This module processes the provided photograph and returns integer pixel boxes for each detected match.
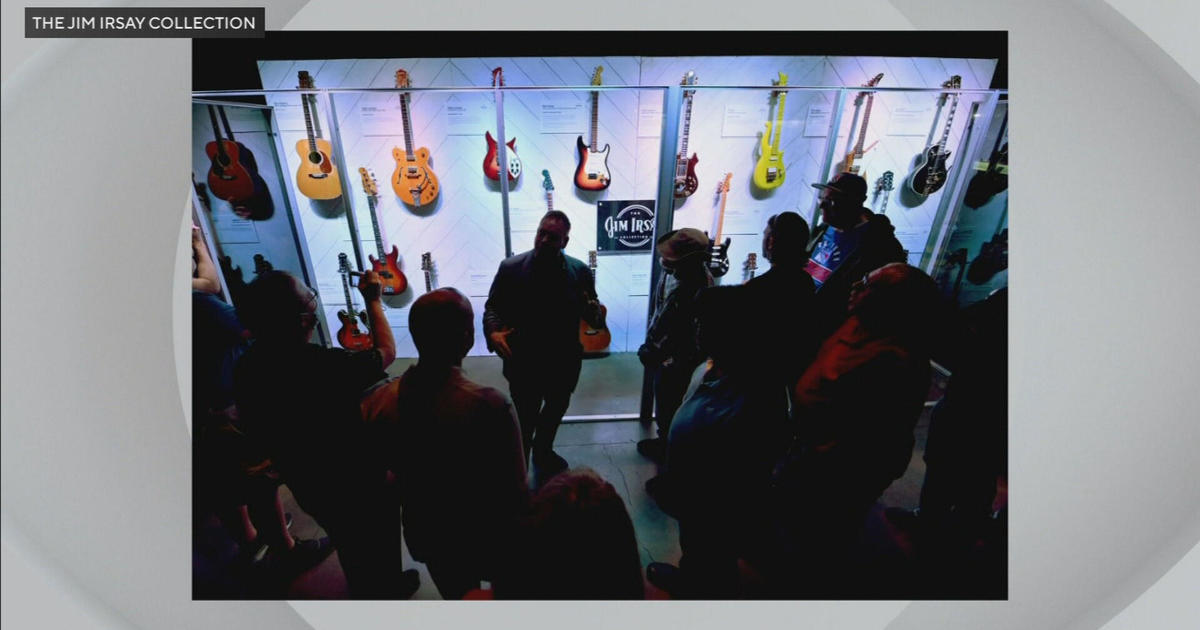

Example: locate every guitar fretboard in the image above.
[677,92,694,176]
[399,92,416,160]
[366,195,386,260]
[854,91,876,156]
[300,91,318,156]
[771,89,788,150]
[590,90,600,152]
[207,105,229,163]
[341,270,357,315]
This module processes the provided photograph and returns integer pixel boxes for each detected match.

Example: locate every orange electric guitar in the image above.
[294,71,342,200]
[579,250,611,354]
[336,253,373,351]
[357,167,408,295]
[391,70,440,207]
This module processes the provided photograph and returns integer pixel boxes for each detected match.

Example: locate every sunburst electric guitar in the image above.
[839,73,885,178]
[358,167,407,295]
[574,66,611,191]
[706,173,734,279]
[391,69,440,207]
[294,71,342,200]
[483,67,522,182]
[752,72,789,190]
[673,71,700,201]
[336,253,373,351]
[907,75,962,197]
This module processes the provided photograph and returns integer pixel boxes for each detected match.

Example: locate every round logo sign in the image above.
[603,203,655,248]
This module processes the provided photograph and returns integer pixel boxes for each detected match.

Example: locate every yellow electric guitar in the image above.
[752,72,789,190]
[294,71,342,200]
[391,69,440,207]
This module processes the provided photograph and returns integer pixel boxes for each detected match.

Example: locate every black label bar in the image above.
[26,7,265,38]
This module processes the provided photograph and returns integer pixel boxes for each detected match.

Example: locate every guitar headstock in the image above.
[771,71,789,98]
[944,75,962,89]
[588,250,598,269]
[681,70,698,97]
[541,169,554,192]
[491,67,504,87]
[719,172,733,194]
[358,167,379,197]
[338,252,351,274]
[421,252,433,272]
[855,72,885,105]
[590,66,604,87]
[253,253,273,275]
[394,69,411,89]
[877,170,895,193]
[297,71,314,89]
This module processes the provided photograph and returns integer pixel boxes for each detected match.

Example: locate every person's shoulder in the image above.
[457,377,514,413]
[360,377,402,422]
[499,250,533,270]
[564,253,589,273]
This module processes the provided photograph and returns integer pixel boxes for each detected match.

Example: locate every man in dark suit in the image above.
[484,211,606,479]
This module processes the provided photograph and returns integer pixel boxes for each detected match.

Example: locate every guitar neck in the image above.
[590,90,599,151]
[424,270,432,293]
[936,92,960,153]
[341,273,357,318]
[678,93,694,167]
[771,91,787,149]
[854,92,876,154]
[399,92,416,159]
[300,91,318,154]
[366,196,386,259]
[545,190,554,213]
[713,191,729,241]
[207,106,229,161]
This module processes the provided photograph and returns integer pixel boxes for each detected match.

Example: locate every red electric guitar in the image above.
[357,167,407,295]
[336,253,373,351]
[483,67,522,182]
[673,71,700,201]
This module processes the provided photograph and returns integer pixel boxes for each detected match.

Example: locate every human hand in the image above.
[357,270,383,302]
[490,329,515,360]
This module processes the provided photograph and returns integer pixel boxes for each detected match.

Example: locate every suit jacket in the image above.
[483,250,603,389]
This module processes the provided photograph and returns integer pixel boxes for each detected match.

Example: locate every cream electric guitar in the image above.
[752,72,789,190]
[574,66,611,191]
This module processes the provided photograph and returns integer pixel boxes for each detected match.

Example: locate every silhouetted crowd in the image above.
[193,172,1007,599]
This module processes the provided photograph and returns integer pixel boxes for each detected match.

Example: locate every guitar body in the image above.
[579,302,611,353]
[673,153,699,199]
[707,236,732,279]
[293,138,342,200]
[964,144,1007,208]
[753,125,786,190]
[391,147,440,206]
[231,141,275,220]
[908,146,951,197]
[574,136,611,191]
[483,131,522,182]
[336,311,374,351]
[205,140,256,201]
[369,245,408,295]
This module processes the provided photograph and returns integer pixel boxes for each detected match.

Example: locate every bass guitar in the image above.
[752,72,788,190]
[574,66,612,191]
[391,69,440,207]
[907,75,962,197]
[294,71,342,200]
[483,67,522,182]
[216,106,274,220]
[336,253,373,351]
[358,167,407,295]
[579,250,612,354]
[873,171,895,215]
[205,104,255,203]
[706,173,734,278]
[839,73,885,178]
[673,71,700,201]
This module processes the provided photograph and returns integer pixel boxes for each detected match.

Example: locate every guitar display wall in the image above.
[195,54,999,359]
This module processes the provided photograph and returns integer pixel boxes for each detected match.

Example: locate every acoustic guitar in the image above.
[907,75,962,198]
[391,69,440,207]
[839,73,885,178]
[706,173,734,278]
[294,71,342,200]
[205,104,255,202]
[483,67,522,182]
[752,72,789,190]
[673,71,700,201]
[579,250,612,354]
[216,105,274,220]
[357,167,407,295]
[336,253,373,351]
[574,66,612,191]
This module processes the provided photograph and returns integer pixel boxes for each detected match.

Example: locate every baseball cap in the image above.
[812,172,868,200]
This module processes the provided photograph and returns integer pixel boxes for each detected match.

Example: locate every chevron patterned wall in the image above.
[192,54,997,359]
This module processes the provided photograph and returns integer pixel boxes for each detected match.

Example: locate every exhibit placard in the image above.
[597,200,656,253]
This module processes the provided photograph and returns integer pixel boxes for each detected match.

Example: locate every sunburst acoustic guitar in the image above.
[358,167,407,295]
[574,66,612,191]
[294,71,342,200]
[391,69,440,207]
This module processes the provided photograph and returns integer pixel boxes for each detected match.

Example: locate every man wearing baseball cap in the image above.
[806,172,907,340]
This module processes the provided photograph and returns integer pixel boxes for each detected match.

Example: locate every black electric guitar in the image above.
[907,75,962,197]
[705,173,734,278]
[964,112,1009,208]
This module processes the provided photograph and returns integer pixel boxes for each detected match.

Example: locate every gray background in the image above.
[3,0,1199,628]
